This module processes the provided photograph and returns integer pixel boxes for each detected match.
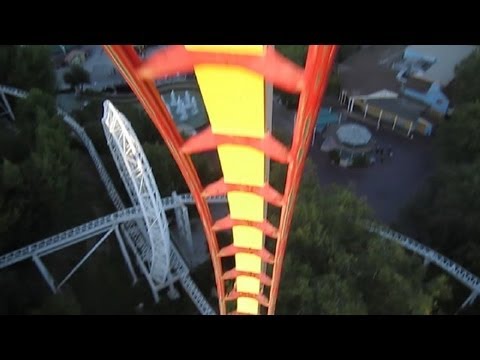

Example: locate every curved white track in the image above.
[101,100,170,284]
[1,84,479,311]
[0,85,214,315]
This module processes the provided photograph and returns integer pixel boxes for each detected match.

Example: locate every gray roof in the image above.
[405,76,433,93]
[406,45,477,86]
[367,97,428,120]
[338,45,406,95]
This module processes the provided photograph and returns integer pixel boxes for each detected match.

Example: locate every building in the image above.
[402,45,477,87]
[337,45,477,133]
[394,45,477,116]
[320,123,376,167]
[402,76,450,116]
[340,89,433,136]
[338,45,404,97]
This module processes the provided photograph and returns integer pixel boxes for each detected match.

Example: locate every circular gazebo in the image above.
[320,123,375,167]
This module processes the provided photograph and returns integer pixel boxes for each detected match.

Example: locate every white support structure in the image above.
[32,255,57,294]
[366,221,480,308]
[407,121,413,137]
[0,85,214,315]
[3,85,480,314]
[114,226,138,284]
[460,291,479,310]
[377,110,383,130]
[3,191,480,313]
[0,90,15,121]
[57,228,115,290]
[102,100,171,285]
[172,191,194,266]
[392,115,398,131]
[0,207,142,269]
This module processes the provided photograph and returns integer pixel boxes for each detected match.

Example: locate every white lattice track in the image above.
[0,85,214,315]
[1,85,479,312]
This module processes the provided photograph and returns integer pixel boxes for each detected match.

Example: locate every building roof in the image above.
[367,97,428,121]
[405,76,433,93]
[405,45,477,86]
[338,45,406,95]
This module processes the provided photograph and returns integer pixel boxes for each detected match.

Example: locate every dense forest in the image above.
[0,45,476,314]
[399,48,480,314]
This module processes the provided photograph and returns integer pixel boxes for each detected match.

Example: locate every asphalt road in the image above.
[272,102,435,225]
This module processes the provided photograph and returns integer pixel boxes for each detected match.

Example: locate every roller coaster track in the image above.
[0,84,214,315]
[365,222,479,308]
[2,191,478,310]
[0,207,142,269]
[104,44,338,315]
[3,79,478,312]
[180,193,480,303]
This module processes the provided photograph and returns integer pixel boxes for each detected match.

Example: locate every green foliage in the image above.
[399,48,480,314]
[407,160,480,274]
[70,98,104,126]
[0,45,56,94]
[143,141,185,195]
[326,72,341,96]
[337,45,362,63]
[30,111,73,206]
[274,45,342,108]
[115,103,160,144]
[0,160,26,237]
[0,46,17,84]
[276,161,450,314]
[0,128,30,163]
[15,88,58,145]
[0,89,73,248]
[63,64,90,92]
[276,45,308,67]
[435,102,480,164]
[453,49,480,105]
[31,290,82,315]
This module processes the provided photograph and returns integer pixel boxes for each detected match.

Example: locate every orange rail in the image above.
[103,45,337,314]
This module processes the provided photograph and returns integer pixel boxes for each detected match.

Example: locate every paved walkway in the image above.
[272,101,435,224]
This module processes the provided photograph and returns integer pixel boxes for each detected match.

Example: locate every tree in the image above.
[0,159,26,240]
[143,142,186,196]
[435,102,480,164]
[63,64,90,93]
[15,88,59,145]
[0,89,74,246]
[274,161,451,315]
[30,290,82,315]
[0,46,56,94]
[406,159,480,274]
[452,49,480,105]
[336,45,362,63]
[274,45,341,108]
[0,46,18,85]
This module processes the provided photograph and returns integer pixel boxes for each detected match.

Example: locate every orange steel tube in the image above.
[268,45,338,314]
[102,45,226,314]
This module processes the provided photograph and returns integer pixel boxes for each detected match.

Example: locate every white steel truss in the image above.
[184,193,480,309]
[101,100,171,285]
[0,85,214,315]
[2,85,479,313]
[365,221,480,309]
